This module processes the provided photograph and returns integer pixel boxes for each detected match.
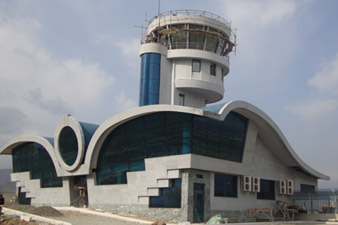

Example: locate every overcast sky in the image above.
[0,0,338,189]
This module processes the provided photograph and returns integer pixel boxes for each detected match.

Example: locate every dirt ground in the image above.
[1,196,61,225]
[4,203,63,217]
[0,216,40,225]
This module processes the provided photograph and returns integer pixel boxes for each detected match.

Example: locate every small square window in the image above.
[192,60,201,72]
[210,63,216,76]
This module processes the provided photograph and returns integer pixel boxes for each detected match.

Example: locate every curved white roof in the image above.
[0,135,61,175]
[218,101,329,180]
[0,100,329,180]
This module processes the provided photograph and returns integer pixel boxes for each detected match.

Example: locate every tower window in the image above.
[179,94,185,106]
[192,60,201,72]
[210,63,216,76]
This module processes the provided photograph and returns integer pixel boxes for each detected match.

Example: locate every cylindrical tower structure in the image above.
[139,10,235,108]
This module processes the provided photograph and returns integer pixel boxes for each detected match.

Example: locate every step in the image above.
[138,196,149,205]
[147,187,160,196]
[167,169,181,179]
[157,178,170,188]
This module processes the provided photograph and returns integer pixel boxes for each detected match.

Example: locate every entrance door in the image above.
[70,175,88,207]
[193,183,204,222]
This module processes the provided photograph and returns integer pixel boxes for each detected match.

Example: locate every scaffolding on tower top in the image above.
[140,9,237,57]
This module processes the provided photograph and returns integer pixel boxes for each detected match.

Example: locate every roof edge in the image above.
[218,100,329,181]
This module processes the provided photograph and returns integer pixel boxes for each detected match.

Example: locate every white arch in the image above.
[54,115,85,172]
[0,135,61,176]
[218,100,329,180]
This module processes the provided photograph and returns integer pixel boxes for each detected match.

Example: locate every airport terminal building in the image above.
[0,10,329,222]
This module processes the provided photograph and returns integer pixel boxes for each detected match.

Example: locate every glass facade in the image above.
[12,142,63,188]
[139,53,161,106]
[96,111,248,185]
[149,179,182,208]
[59,126,78,166]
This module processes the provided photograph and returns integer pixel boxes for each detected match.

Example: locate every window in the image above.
[18,187,31,205]
[170,24,187,49]
[188,24,206,50]
[205,28,219,52]
[301,184,315,193]
[150,179,181,208]
[179,94,185,106]
[214,174,237,197]
[192,60,201,72]
[139,53,161,106]
[257,179,275,200]
[59,126,78,166]
[210,63,216,76]
[96,111,248,185]
[12,143,63,188]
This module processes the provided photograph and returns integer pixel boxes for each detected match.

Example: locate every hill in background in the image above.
[0,169,16,194]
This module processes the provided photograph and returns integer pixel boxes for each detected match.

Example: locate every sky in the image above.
[0,0,338,189]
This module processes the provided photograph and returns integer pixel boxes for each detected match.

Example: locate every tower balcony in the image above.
[175,79,224,104]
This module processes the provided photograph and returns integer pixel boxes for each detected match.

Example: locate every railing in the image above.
[293,191,338,214]
[148,9,231,26]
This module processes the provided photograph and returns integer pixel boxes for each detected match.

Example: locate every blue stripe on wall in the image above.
[139,53,161,106]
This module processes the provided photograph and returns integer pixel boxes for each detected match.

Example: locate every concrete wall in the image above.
[171,58,225,107]
[86,154,191,221]
[11,172,71,206]
[159,53,172,105]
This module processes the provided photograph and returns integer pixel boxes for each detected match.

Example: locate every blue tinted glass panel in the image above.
[59,126,78,166]
[96,111,247,185]
[12,143,62,188]
[149,179,181,208]
[139,53,161,106]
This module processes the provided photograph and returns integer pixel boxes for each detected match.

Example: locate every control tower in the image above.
[139,10,235,108]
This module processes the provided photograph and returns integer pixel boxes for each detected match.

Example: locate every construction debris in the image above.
[206,214,227,224]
